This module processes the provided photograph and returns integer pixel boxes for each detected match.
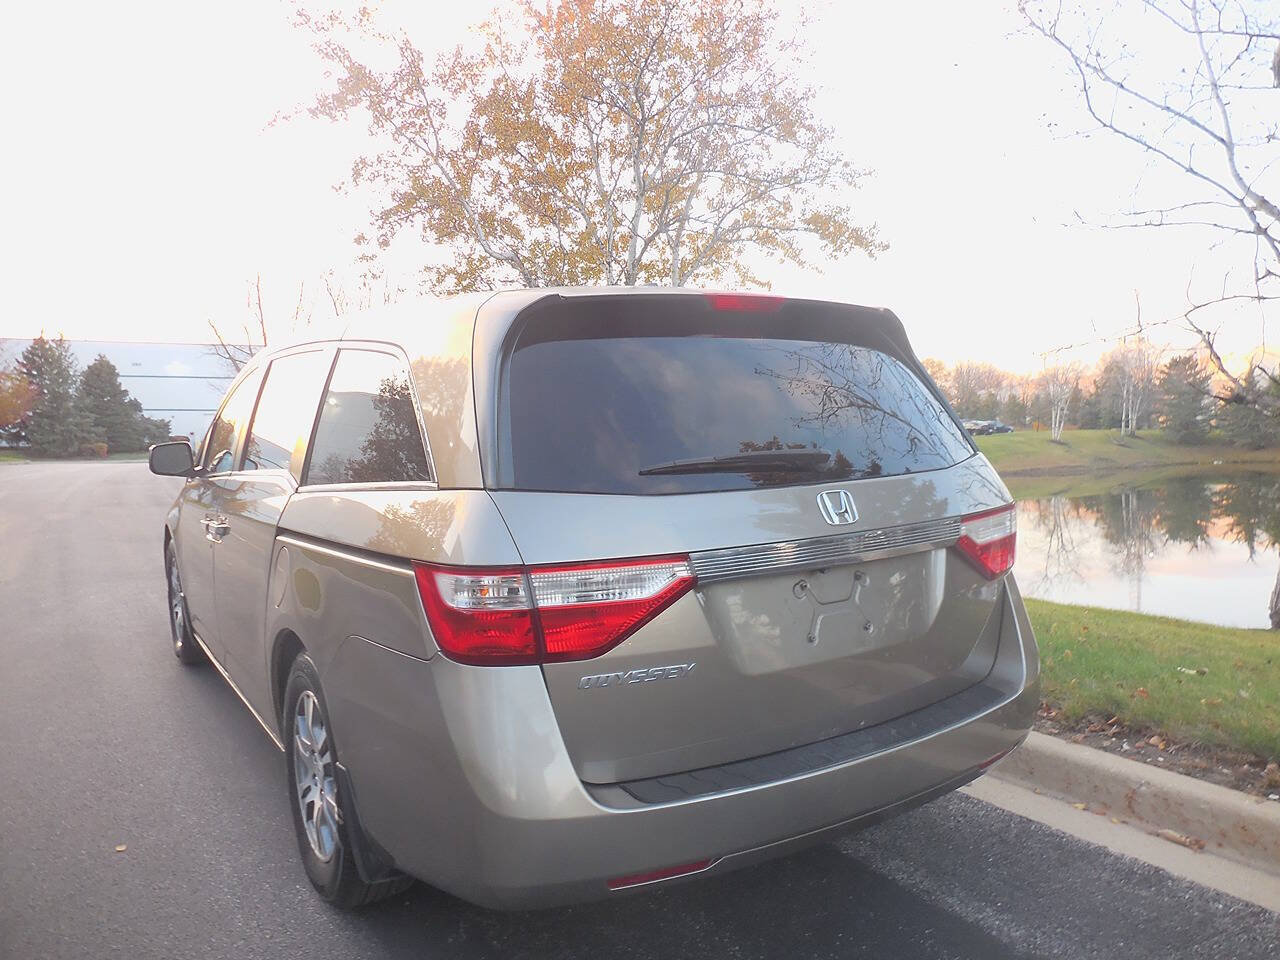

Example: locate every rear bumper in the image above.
[325,578,1039,910]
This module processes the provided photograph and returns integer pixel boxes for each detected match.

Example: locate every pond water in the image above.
[1013,471,1280,629]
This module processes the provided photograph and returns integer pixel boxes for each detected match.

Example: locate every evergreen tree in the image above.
[18,336,91,456]
[1218,386,1280,449]
[77,355,146,452]
[1157,354,1211,443]
[1075,381,1105,430]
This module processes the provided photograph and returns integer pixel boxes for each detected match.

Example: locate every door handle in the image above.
[202,516,230,543]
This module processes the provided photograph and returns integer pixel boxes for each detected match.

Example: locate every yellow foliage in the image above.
[301,0,884,292]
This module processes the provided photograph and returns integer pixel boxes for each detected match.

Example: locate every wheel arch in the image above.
[271,629,306,732]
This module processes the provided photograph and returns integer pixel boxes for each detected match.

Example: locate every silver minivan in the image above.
[149,288,1038,909]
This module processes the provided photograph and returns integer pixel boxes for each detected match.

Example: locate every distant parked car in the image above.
[963,420,1014,436]
[148,288,1038,910]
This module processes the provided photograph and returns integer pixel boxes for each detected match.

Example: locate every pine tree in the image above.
[78,355,140,452]
[1157,354,1212,444]
[18,336,91,456]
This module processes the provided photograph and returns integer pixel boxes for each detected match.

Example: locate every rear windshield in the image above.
[500,299,973,495]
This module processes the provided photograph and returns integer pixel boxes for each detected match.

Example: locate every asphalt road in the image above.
[1,461,1276,960]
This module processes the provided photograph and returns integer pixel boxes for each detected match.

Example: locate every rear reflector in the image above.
[954,504,1017,579]
[607,858,716,890]
[978,737,1026,771]
[705,292,785,313]
[414,555,695,665]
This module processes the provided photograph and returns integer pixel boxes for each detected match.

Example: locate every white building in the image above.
[1,339,244,443]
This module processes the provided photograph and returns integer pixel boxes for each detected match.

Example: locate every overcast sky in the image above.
[2,1,1273,373]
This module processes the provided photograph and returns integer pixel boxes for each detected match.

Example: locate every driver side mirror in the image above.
[149,440,196,478]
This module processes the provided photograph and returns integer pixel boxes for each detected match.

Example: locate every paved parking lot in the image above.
[1,461,1276,959]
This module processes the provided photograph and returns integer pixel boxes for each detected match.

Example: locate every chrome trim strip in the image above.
[191,631,286,752]
[688,515,963,584]
[275,533,415,577]
[352,634,433,663]
[295,481,440,493]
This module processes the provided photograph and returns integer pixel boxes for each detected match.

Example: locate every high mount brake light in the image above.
[954,504,1017,579]
[704,293,785,313]
[414,556,695,665]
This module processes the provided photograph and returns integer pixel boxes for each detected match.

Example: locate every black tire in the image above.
[165,541,206,666]
[283,653,413,909]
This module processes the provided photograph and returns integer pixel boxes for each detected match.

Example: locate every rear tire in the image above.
[165,541,205,666]
[283,653,413,908]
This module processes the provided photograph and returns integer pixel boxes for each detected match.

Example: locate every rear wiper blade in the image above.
[638,448,832,476]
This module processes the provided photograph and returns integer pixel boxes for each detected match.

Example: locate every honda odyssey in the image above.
[148,288,1038,909]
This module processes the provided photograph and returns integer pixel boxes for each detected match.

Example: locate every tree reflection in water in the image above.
[1020,472,1280,626]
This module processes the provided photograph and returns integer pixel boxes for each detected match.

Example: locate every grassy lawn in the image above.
[976,428,1280,477]
[1026,598,1279,761]
[0,451,147,463]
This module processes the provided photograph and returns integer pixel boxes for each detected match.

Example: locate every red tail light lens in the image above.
[414,555,695,665]
[413,566,538,665]
[954,504,1017,579]
[705,292,785,313]
[530,557,695,661]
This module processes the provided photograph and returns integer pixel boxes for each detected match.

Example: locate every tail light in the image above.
[414,555,694,665]
[954,504,1017,579]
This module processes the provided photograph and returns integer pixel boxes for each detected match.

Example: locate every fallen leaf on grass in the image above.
[1147,735,1167,750]
[1200,698,1223,707]
[1264,762,1280,790]
[1153,829,1205,851]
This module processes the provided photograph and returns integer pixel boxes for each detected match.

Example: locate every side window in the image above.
[203,367,264,474]
[241,350,331,480]
[306,349,432,485]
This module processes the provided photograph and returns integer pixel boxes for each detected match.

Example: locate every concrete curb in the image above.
[990,731,1280,876]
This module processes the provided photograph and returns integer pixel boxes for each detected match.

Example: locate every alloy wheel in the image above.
[293,690,340,863]
[167,551,189,657]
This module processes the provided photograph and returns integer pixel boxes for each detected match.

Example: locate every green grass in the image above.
[976,428,1280,477]
[1026,598,1279,761]
[0,450,147,463]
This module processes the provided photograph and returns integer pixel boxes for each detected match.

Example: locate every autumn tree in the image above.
[1021,0,1280,410]
[921,358,951,399]
[0,362,37,442]
[298,0,885,291]
[948,362,1007,419]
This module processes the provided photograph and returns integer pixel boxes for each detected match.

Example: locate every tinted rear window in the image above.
[501,301,972,495]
